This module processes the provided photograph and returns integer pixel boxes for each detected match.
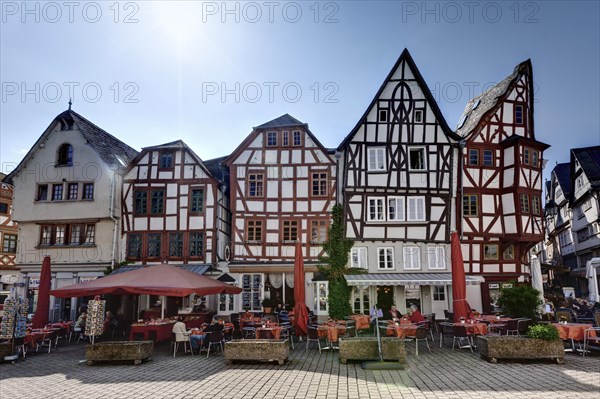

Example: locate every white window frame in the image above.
[433,285,446,301]
[426,246,446,270]
[403,246,421,270]
[351,247,368,269]
[367,197,385,222]
[408,147,427,171]
[387,196,405,222]
[407,197,425,221]
[367,147,386,172]
[378,247,394,270]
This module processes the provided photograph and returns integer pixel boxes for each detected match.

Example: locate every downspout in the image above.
[109,170,118,271]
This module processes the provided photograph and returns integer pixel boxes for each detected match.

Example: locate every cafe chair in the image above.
[206,331,224,358]
[487,323,505,336]
[242,325,256,339]
[504,319,520,336]
[582,327,600,357]
[344,326,356,338]
[438,322,454,348]
[452,325,473,352]
[39,331,55,354]
[555,308,575,323]
[593,312,600,327]
[444,310,454,322]
[516,318,531,335]
[306,325,323,354]
[280,324,295,350]
[171,332,191,358]
[413,326,431,355]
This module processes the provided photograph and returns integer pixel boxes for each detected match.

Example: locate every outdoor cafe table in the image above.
[552,323,595,342]
[129,321,175,342]
[317,323,346,344]
[349,314,371,330]
[386,322,418,338]
[24,331,46,349]
[256,325,282,339]
[476,315,513,323]
[454,321,488,336]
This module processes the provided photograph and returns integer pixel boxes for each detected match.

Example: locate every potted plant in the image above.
[262,298,274,314]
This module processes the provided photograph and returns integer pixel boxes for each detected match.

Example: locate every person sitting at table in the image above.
[408,304,425,324]
[75,310,87,330]
[173,316,204,353]
[389,305,402,320]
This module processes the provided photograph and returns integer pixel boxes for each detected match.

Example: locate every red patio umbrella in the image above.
[293,241,309,337]
[451,232,471,322]
[31,256,51,328]
[50,264,242,298]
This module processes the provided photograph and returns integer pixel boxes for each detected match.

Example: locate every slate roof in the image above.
[456,60,530,138]
[216,273,236,283]
[6,109,138,183]
[254,114,306,129]
[110,264,210,275]
[553,162,571,196]
[572,146,600,189]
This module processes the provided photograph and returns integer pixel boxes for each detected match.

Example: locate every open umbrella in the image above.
[31,256,51,328]
[451,232,470,322]
[293,241,309,337]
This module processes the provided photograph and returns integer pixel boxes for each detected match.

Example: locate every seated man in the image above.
[173,316,204,353]
[408,304,425,324]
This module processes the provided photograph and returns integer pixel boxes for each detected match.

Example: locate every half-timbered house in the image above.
[338,49,469,319]
[121,140,231,313]
[223,114,336,314]
[0,175,19,291]
[456,60,549,313]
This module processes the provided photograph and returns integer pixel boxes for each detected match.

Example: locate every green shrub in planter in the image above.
[527,324,560,341]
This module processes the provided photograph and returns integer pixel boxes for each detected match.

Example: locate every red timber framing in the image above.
[0,182,17,269]
[223,114,336,264]
[121,140,230,266]
[456,60,549,312]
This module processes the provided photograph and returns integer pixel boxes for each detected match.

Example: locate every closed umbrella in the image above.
[586,260,599,303]
[293,241,308,337]
[530,254,544,304]
[31,256,51,328]
[451,232,470,322]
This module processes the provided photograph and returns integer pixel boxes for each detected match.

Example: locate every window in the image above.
[483,245,498,260]
[576,176,584,190]
[266,132,277,147]
[558,231,572,247]
[532,196,541,215]
[310,220,327,243]
[55,225,66,245]
[147,233,161,257]
[503,245,514,260]
[427,246,446,270]
[134,190,147,214]
[523,148,530,165]
[403,246,421,270]
[368,147,385,171]
[407,197,425,221]
[368,197,385,221]
[52,184,63,201]
[433,286,445,301]
[151,190,164,214]
[127,234,142,259]
[2,234,17,253]
[311,172,328,197]
[37,185,48,201]
[190,188,204,213]
[41,226,52,245]
[248,173,264,197]
[379,109,388,122]
[577,228,589,243]
[463,195,478,217]
[241,274,263,311]
[83,183,94,200]
[160,151,174,168]
[414,109,423,123]
[133,189,164,215]
[293,131,302,146]
[246,220,263,242]
[582,198,592,211]
[483,150,493,166]
[282,131,289,146]
[282,220,298,242]
[169,233,183,257]
[57,143,73,166]
[0,203,7,214]
[520,194,530,213]
[69,225,82,245]
[84,225,95,244]
[387,197,405,221]
[189,232,204,257]
[67,183,78,200]
[532,150,539,168]
[468,149,479,165]
[515,104,524,124]
[351,247,368,269]
[409,147,426,170]
[378,247,394,269]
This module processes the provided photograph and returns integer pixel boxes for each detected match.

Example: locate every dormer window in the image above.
[160,151,174,169]
[57,143,73,166]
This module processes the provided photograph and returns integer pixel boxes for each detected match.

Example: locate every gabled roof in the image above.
[224,114,333,166]
[553,162,571,197]
[6,109,138,183]
[572,146,600,189]
[456,60,532,139]
[338,48,460,150]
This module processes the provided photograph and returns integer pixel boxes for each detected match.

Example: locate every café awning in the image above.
[344,273,483,287]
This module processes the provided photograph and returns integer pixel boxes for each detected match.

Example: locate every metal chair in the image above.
[438,322,454,347]
[306,325,323,354]
[555,308,575,323]
[594,312,600,327]
[582,327,600,357]
[242,323,256,339]
[412,326,431,355]
[452,325,473,352]
[504,319,520,335]
[280,324,294,350]
[444,310,454,321]
[206,331,224,358]
[516,318,531,335]
[171,332,191,358]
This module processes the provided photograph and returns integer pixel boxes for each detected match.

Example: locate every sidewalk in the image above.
[1,339,599,399]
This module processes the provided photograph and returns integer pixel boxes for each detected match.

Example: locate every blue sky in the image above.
[1,1,599,177]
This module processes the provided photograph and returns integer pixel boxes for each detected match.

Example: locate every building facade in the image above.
[7,109,137,321]
[223,114,336,315]
[456,60,549,313]
[337,49,468,319]
[0,175,19,292]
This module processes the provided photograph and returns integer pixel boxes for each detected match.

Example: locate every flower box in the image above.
[86,340,154,366]
[338,337,406,364]
[476,335,564,364]
[224,339,289,365]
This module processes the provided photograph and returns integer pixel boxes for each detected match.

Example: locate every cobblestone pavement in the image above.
[1,338,599,399]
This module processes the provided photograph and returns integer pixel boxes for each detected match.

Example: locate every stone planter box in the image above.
[86,341,154,366]
[476,336,564,364]
[0,341,14,357]
[224,339,289,365]
[338,337,406,364]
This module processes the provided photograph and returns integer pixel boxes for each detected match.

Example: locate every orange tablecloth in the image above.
[350,315,371,330]
[256,326,282,339]
[453,322,488,335]
[129,322,175,342]
[386,323,418,338]
[476,315,513,323]
[24,332,45,348]
[317,325,346,342]
[552,323,594,341]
